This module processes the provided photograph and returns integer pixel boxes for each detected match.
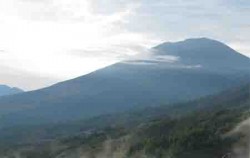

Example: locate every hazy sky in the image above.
[0,0,249,90]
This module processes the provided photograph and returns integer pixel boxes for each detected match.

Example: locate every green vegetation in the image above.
[0,84,249,158]
[128,107,249,158]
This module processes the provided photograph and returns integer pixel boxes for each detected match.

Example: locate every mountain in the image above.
[0,38,249,127]
[0,85,23,96]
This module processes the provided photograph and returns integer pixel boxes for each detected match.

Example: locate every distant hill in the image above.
[0,38,249,127]
[0,85,23,97]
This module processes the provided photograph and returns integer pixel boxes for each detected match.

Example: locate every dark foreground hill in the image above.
[0,83,249,158]
[0,38,249,127]
[0,85,23,96]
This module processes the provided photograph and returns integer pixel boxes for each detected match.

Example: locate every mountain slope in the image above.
[0,38,249,127]
[0,85,23,97]
[1,83,249,158]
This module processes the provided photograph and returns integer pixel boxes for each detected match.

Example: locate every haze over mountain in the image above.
[0,38,249,127]
[0,85,23,97]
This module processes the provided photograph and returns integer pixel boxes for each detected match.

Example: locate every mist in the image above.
[228,117,250,158]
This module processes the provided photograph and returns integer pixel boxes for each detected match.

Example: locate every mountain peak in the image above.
[154,38,227,50]
[184,37,218,42]
[153,38,250,69]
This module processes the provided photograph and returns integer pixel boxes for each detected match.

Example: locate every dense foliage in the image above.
[0,84,249,158]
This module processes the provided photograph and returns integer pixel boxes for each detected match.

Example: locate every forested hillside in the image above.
[0,84,249,158]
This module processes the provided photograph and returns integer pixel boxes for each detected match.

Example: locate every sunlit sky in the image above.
[0,0,250,90]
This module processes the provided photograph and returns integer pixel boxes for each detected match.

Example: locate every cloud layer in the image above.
[0,0,157,90]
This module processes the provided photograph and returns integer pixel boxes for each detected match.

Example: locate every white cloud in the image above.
[0,0,157,90]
